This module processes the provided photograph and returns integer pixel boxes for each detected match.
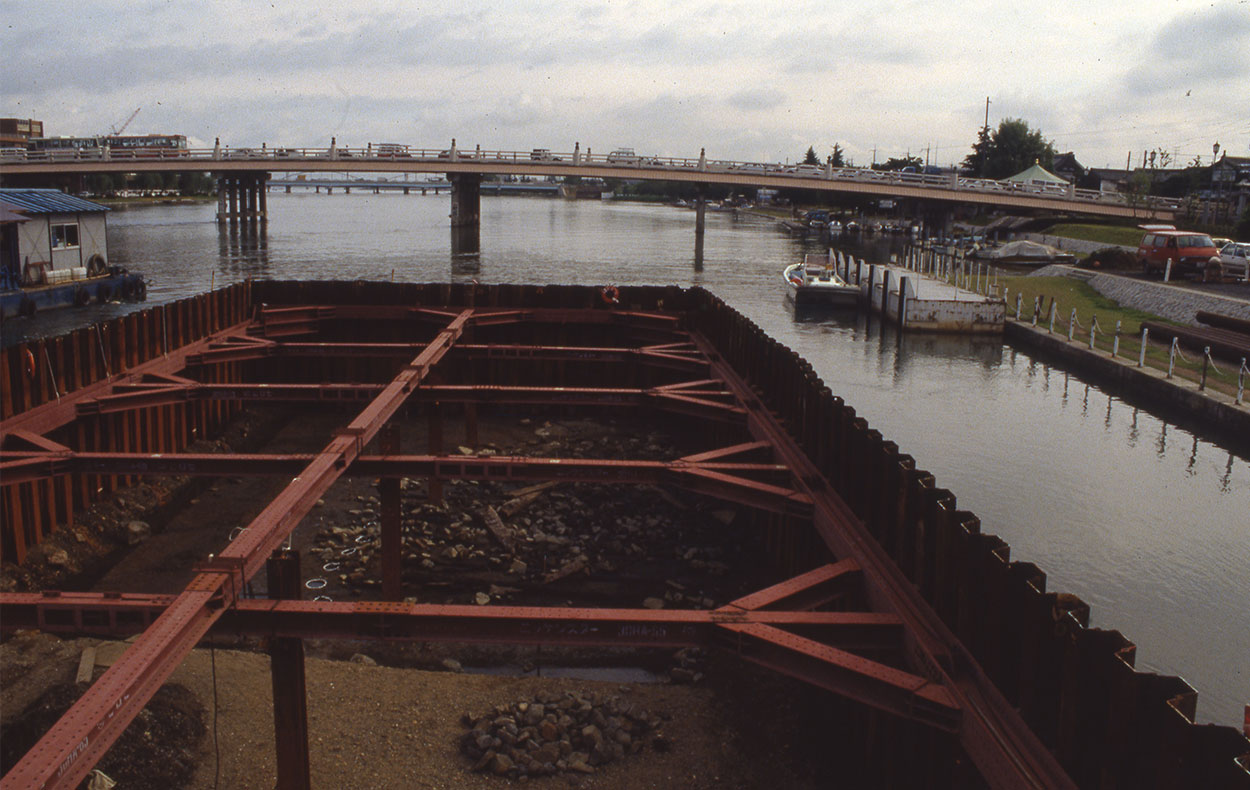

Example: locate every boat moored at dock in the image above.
[783,253,859,306]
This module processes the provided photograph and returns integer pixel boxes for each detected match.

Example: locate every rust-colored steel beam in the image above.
[718,621,961,731]
[72,382,746,423]
[266,551,311,790]
[0,591,906,653]
[0,318,255,439]
[0,310,473,790]
[0,450,806,515]
[189,341,711,374]
[688,330,1077,790]
[249,304,687,335]
[723,558,863,612]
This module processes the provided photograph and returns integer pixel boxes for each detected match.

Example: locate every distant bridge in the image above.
[0,144,1179,221]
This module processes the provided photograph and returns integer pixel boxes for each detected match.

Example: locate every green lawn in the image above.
[1043,223,1143,248]
[995,275,1243,396]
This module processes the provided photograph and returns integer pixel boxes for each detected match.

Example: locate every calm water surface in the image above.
[5,194,1247,726]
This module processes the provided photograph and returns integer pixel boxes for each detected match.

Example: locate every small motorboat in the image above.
[783,257,859,307]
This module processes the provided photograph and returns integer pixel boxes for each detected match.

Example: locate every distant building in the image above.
[1210,154,1250,220]
[1051,152,1085,184]
[0,118,44,147]
[1083,168,1133,194]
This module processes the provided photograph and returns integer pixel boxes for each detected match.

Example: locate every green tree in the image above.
[830,143,845,167]
[873,155,923,172]
[970,118,1057,179]
[803,146,819,165]
[961,126,992,177]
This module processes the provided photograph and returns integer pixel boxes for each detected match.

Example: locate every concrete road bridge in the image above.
[1,142,1179,254]
[0,142,1179,218]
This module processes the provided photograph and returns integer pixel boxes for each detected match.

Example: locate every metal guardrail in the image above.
[0,145,1184,211]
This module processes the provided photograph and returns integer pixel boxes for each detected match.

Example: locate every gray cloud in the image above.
[1123,3,1250,95]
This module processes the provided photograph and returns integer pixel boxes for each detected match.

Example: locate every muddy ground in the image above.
[2,406,854,788]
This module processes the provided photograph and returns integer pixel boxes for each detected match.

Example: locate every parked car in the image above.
[1135,227,1220,277]
[530,148,561,161]
[1209,241,1250,282]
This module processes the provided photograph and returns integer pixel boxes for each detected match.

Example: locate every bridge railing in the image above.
[0,145,1184,210]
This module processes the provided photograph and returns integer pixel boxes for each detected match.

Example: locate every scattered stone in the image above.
[441,658,463,672]
[460,692,665,779]
[349,653,377,666]
[641,597,665,610]
[125,521,151,546]
[474,592,491,605]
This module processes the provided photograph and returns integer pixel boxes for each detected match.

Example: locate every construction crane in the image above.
[110,107,140,136]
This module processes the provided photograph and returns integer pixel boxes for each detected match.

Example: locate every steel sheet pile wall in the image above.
[243,281,1249,786]
[688,292,1250,789]
[1,283,253,563]
[3,279,1246,788]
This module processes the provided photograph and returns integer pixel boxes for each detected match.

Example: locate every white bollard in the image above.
[1167,337,1178,378]
[1112,320,1122,358]
[1139,327,1149,367]
[1164,258,1173,282]
[1068,308,1076,341]
[1015,292,1023,319]
[1048,302,1057,334]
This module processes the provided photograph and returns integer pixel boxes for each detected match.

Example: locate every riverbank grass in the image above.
[1042,224,1143,248]
[997,275,1244,397]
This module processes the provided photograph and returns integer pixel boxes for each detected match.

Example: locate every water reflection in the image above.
[216,221,269,281]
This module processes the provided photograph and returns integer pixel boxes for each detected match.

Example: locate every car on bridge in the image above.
[530,148,561,162]
[606,148,641,165]
[375,143,411,158]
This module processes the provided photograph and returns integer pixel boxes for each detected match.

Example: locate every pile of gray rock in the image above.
[306,420,742,608]
[459,690,669,778]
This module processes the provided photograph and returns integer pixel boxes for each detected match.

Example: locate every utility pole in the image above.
[984,97,990,132]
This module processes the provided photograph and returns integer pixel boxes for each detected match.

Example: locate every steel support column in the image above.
[267,550,311,790]
[380,427,402,602]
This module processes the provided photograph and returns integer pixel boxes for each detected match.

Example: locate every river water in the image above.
[4,193,1247,727]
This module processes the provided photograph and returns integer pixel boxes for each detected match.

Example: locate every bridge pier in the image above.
[449,173,481,229]
[449,173,481,255]
[216,173,268,225]
[694,185,707,271]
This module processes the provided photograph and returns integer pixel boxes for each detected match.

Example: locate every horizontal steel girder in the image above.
[73,382,746,423]
[189,340,710,373]
[0,450,810,516]
[249,304,687,338]
[0,592,905,654]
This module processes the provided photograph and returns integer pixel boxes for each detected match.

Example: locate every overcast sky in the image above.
[3,0,1248,170]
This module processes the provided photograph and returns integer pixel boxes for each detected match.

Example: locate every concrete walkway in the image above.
[1029,264,1250,325]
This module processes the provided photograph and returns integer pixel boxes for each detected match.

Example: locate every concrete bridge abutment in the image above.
[216,172,268,225]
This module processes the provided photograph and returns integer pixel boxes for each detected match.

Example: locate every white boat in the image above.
[783,257,859,306]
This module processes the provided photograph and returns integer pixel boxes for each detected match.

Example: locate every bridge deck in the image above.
[0,146,1179,220]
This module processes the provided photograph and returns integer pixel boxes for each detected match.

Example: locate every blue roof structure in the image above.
[0,188,108,215]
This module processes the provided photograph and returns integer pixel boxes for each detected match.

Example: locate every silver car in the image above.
[1210,242,1250,282]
